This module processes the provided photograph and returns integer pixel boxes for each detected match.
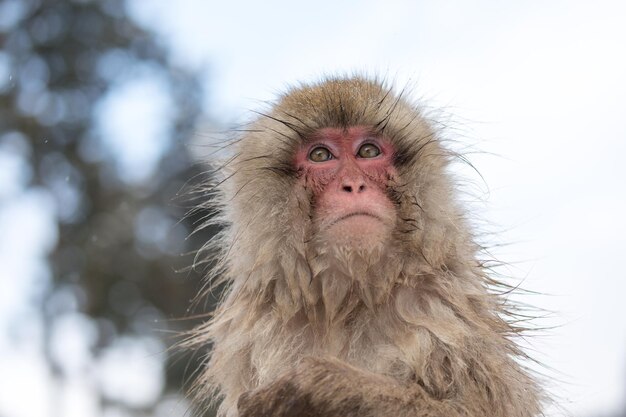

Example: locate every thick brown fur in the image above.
[185,77,545,417]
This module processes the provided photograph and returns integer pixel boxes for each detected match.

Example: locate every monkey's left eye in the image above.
[357,143,381,158]
[309,146,332,162]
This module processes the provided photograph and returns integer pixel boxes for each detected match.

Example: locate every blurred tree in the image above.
[0,0,216,414]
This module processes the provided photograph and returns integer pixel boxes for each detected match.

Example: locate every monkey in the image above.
[185,77,545,417]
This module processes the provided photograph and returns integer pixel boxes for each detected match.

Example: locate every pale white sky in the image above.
[128,1,626,415]
[1,1,625,416]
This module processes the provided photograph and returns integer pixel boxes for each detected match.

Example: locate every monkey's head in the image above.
[217,76,467,312]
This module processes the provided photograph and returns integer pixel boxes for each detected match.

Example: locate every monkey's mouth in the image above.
[329,212,383,227]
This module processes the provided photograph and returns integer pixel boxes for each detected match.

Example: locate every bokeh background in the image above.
[0,0,625,416]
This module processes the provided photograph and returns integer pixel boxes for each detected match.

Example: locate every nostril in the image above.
[341,184,366,193]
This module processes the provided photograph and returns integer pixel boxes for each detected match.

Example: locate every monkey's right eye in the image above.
[308,146,332,162]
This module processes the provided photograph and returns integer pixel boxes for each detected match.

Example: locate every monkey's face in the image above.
[295,126,398,252]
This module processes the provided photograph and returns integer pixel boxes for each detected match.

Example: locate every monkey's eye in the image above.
[357,143,381,158]
[308,146,332,162]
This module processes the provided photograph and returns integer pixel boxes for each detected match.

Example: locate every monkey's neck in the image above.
[246,269,484,378]
[216,243,495,386]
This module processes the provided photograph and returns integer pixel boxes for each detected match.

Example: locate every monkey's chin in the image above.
[325,215,392,251]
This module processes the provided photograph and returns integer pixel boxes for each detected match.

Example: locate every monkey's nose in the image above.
[341,181,366,193]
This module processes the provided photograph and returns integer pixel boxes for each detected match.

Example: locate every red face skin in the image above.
[295,127,398,247]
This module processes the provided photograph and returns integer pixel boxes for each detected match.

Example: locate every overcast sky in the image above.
[127,1,626,415]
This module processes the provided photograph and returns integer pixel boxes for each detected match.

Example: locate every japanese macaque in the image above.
[186,77,544,417]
